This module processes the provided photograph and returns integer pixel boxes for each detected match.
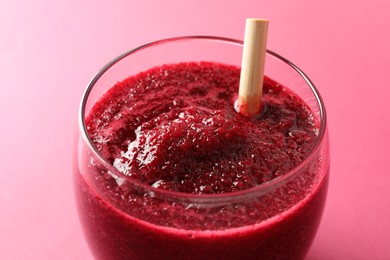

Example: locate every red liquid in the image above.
[75,62,329,259]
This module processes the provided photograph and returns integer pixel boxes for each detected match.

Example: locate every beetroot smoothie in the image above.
[75,36,329,260]
[75,60,328,260]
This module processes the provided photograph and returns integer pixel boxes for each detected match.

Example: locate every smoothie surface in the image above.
[86,61,319,194]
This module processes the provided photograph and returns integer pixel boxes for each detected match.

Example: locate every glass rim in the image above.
[79,35,327,203]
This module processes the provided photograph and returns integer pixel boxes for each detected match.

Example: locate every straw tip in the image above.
[246,18,269,23]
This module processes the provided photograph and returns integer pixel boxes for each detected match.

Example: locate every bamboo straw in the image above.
[236,18,269,116]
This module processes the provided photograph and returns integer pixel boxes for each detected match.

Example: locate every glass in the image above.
[74,36,329,260]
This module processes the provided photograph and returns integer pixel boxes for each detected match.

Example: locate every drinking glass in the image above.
[74,36,329,260]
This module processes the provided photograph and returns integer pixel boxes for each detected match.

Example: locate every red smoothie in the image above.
[75,61,329,259]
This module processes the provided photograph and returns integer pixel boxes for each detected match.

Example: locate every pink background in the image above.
[1,0,389,259]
